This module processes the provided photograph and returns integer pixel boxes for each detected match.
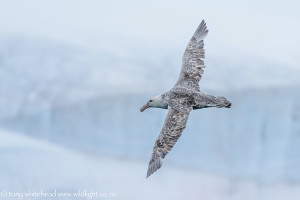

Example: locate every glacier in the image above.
[1,87,300,184]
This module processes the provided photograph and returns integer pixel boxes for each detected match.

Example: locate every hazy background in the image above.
[0,0,299,199]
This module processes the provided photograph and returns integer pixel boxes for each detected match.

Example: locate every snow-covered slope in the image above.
[0,35,181,119]
[0,35,299,120]
[1,129,300,200]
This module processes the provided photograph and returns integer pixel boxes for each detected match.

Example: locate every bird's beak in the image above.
[140,103,149,112]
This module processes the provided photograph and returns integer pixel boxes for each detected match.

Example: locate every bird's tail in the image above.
[216,97,231,108]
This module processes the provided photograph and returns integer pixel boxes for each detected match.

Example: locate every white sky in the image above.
[0,0,299,66]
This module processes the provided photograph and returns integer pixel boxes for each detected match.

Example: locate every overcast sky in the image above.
[0,0,299,65]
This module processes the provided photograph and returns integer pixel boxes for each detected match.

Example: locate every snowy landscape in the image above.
[1,128,300,200]
[0,0,300,199]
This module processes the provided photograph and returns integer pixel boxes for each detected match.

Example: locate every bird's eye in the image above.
[149,100,153,102]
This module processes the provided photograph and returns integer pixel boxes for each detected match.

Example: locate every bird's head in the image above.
[140,95,163,112]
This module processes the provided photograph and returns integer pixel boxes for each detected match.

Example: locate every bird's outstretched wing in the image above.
[146,99,192,178]
[175,20,208,90]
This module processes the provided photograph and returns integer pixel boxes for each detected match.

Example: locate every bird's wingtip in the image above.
[194,19,209,40]
[146,157,163,179]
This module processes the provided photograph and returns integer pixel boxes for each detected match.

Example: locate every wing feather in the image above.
[175,20,209,89]
[146,105,191,178]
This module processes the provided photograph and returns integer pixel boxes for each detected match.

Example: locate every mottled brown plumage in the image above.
[141,20,231,178]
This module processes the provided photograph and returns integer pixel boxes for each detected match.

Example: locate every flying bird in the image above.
[140,20,231,178]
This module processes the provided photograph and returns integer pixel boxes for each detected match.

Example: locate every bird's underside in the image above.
[142,20,231,178]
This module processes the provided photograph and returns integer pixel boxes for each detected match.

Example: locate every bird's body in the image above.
[140,20,231,178]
